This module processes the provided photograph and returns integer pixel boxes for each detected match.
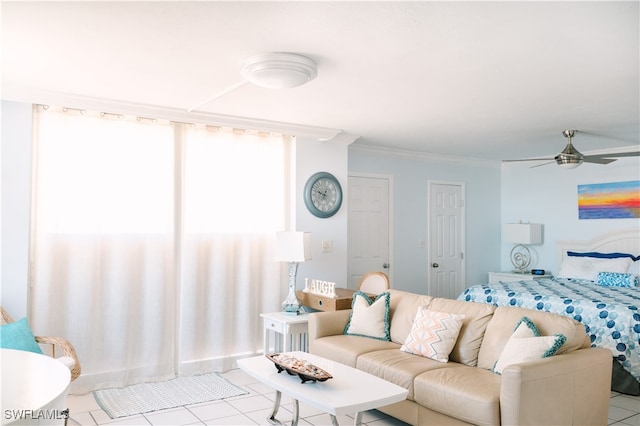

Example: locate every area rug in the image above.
[93,373,248,418]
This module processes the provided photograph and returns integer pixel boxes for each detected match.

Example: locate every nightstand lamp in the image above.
[503,223,542,273]
[275,231,311,315]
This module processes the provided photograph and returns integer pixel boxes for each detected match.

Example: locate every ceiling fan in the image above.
[503,130,640,169]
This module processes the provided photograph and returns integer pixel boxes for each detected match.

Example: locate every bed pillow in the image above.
[597,271,638,288]
[557,256,633,281]
[400,307,465,363]
[344,291,390,341]
[0,318,44,354]
[567,251,639,261]
[493,316,566,374]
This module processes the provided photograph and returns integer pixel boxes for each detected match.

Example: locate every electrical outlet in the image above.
[321,240,333,253]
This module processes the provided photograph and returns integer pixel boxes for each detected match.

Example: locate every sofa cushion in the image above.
[310,334,400,368]
[344,291,390,340]
[388,290,434,344]
[400,307,465,362]
[414,365,502,426]
[477,306,590,370]
[493,317,567,374]
[357,349,457,401]
[426,298,496,367]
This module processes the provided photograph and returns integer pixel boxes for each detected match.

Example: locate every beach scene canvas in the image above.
[578,180,640,219]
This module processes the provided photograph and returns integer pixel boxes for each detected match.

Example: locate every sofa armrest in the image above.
[500,347,612,426]
[308,310,352,343]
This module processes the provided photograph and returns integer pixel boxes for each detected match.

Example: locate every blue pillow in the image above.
[567,251,639,261]
[597,272,638,288]
[0,318,44,354]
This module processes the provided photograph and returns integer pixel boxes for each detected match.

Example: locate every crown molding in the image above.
[1,85,343,141]
[349,142,500,168]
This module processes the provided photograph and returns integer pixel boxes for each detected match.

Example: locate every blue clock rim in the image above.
[303,171,342,218]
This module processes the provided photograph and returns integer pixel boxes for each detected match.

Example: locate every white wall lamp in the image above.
[275,231,312,315]
[503,223,543,273]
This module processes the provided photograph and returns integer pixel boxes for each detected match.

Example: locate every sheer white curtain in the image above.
[30,106,287,393]
[178,125,286,374]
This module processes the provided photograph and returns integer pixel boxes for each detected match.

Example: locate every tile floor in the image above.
[67,369,640,426]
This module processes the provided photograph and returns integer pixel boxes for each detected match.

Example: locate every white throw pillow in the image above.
[343,291,390,341]
[493,317,566,374]
[557,256,632,281]
[400,307,465,363]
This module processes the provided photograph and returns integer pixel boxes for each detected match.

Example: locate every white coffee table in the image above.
[237,351,408,426]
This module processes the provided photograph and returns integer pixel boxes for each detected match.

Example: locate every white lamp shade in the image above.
[503,223,543,244]
[275,231,311,262]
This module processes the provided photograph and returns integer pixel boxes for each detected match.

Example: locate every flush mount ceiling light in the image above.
[241,52,318,89]
[187,52,318,112]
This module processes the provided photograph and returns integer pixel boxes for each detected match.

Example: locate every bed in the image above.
[458,229,640,395]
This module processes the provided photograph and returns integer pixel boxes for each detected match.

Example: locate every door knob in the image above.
[432,263,439,268]
[383,263,390,269]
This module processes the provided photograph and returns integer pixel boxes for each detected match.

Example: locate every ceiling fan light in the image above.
[555,155,583,169]
[241,52,318,89]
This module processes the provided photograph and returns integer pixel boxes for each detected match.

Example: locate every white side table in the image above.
[1,348,71,425]
[260,312,309,354]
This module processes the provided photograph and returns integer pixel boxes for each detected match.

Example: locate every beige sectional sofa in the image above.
[308,289,612,426]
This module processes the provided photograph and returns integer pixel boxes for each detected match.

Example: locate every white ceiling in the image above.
[2,1,639,162]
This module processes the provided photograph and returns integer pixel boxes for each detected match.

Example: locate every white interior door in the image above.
[428,181,465,299]
[348,174,391,288]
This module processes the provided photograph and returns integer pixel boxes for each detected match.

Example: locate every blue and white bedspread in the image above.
[458,277,640,382]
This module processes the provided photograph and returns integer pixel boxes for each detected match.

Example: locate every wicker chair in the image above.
[356,271,390,295]
[1,307,81,381]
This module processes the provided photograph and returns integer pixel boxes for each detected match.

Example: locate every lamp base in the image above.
[510,244,532,273]
[282,262,302,315]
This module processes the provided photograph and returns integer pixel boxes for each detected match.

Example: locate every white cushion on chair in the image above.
[56,356,76,370]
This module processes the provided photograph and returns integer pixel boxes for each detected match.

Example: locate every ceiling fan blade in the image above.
[530,161,556,168]
[581,150,640,164]
[582,157,617,165]
[588,151,640,159]
[502,158,555,163]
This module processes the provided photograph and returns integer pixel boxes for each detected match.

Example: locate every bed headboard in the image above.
[557,229,640,266]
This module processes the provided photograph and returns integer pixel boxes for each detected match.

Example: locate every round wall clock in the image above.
[304,172,343,218]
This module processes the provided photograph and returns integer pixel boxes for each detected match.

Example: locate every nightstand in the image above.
[488,271,553,283]
[260,312,309,354]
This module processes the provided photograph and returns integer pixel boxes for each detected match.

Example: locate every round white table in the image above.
[1,348,71,425]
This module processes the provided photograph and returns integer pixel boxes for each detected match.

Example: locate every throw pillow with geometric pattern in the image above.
[400,307,465,362]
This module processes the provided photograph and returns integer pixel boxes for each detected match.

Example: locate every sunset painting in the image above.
[578,180,640,219]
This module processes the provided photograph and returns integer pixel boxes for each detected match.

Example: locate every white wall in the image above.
[1,101,32,318]
[294,134,354,288]
[501,157,640,274]
[349,146,503,294]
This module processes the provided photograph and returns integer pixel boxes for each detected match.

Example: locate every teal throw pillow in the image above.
[0,317,44,354]
[597,271,638,288]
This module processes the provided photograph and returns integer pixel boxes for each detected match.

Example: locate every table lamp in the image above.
[275,231,311,314]
[503,223,542,273]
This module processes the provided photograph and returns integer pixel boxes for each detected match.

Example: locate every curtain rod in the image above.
[14,88,343,141]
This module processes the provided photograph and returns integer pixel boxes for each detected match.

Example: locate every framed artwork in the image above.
[578,180,640,219]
